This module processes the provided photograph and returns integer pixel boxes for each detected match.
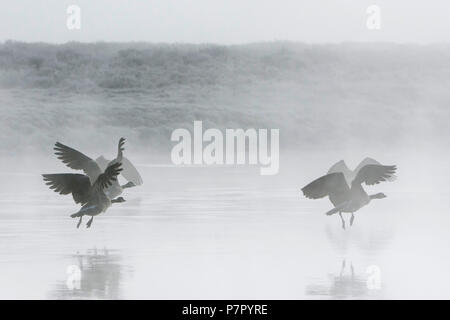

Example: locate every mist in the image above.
[1,41,449,157]
[1,40,450,299]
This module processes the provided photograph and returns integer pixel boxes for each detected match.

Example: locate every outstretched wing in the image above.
[116,137,125,162]
[352,164,397,186]
[54,142,102,184]
[107,138,125,166]
[96,155,143,186]
[328,160,350,175]
[100,137,126,169]
[95,156,110,172]
[355,158,396,182]
[119,156,143,185]
[302,172,350,200]
[355,157,380,173]
[93,162,123,191]
[327,160,353,185]
[42,173,92,205]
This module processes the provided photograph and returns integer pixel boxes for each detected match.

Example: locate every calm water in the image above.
[0,162,450,300]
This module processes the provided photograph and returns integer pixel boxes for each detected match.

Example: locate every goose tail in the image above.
[325,202,349,216]
[70,212,82,218]
[325,207,340,216]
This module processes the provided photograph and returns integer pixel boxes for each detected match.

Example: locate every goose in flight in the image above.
[328,157,396,186]
[53,138,141,200]
[43,139,126,228]
[301,164,397,229]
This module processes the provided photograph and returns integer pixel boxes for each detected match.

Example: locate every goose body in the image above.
[43,138,127,228]
[302,164,397,229]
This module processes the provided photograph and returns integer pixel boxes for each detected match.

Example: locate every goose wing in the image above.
[119,156,143,185]
[328,160,350,174]
[328,160,354,185]
[352,164,397,186]
[93,162,123,191]
[54,142,102,184]
[355,158,396,182]
[42,173,92,205]
[302,172,350,200]
[97,138,143,186]
[106,138,125,166]
[354,157,380,173]
[96,155,143,186]
[95,156,110,172]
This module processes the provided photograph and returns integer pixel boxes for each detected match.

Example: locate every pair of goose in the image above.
[42,138,143,228]
[301,158,397,229]
[43,144,394,230]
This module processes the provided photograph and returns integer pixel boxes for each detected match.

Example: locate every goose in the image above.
[301,164,397,229]
[53,138,140,200]
[43,161,125,229]
[43,138,127,228]
[328,157,396,186]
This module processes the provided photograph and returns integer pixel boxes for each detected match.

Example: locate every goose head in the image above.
[112,197,126,203]
[370,192,387,200]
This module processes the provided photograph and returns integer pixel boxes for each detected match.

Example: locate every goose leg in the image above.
[351,262,355,280]
[350,213,355,226]
[86,217,94,228]
[340,259,346,278]
[339,212,345,230]
[76,216,83,228]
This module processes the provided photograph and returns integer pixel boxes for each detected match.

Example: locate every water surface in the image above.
[1,163,449,300]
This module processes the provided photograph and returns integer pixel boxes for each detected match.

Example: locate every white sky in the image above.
[1,0,449,44]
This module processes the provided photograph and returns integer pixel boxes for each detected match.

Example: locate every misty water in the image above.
[1,153,449,299]
[1,42,450,299]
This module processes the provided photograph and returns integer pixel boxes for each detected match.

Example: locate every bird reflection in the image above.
[306,259,378,299]
[325,219,395,256]
[305,220,393,299]
[49,248,132,299]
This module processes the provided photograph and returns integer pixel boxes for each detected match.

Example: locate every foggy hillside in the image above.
[1,41,449,156]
